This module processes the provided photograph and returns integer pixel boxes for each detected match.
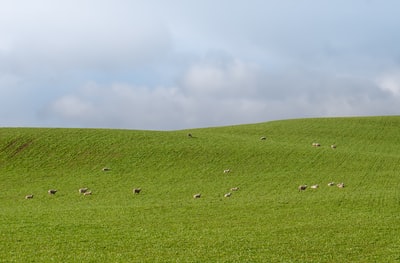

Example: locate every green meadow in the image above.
[1,116,399,262]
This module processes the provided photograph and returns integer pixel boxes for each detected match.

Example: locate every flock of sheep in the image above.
[193,184,240,199]
[298,142,345,191]
[25,187,93,199]
[24,167,141,199]
[24,186,142,199]
[298,182,345,192]
[25,166,237,200]
[24,137,342,200]
[312,142,337,149]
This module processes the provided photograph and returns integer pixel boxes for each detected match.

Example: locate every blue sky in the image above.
[1,0,400,130]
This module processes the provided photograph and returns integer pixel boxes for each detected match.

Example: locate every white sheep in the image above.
[102,167,110,172]
[25,194,34,199]
[310,184,319,189]
[331,144,337,149]
[223,169,231,174]
[337,182,345,188]
[133,188,141,194]
[327,182,335,186]
[224,192,232,197]
[79,188,88,194]
[298,185,307,191]
[230,187,239,191]
[260,136,267,140]
[84,191,92,195]
[312,142,321,147]
[48,189,57,195]
[193,193,201,199]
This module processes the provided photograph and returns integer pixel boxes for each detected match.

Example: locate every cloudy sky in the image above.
[1,0,400,130]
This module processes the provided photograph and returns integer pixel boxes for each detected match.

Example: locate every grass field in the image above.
[1,116,400,262]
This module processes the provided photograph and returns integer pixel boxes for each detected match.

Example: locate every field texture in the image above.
[1,116,400,262]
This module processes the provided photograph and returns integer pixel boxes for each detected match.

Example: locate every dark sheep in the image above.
[298,185,307,191]
[48,189,57,195]
[79,188,88,194]
[193,193,201,198]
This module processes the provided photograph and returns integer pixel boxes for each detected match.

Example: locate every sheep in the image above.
[327,182,335,186]
[48,189,57,195]
[298,185,307,191]
[133,188,141,194]
[260,136,267,140]
[312,142,321,147]
[223,169,231,174]
[193,193,201,199]
[337,182,345,188]
[84,191,92,195]
[25,194,34,199]
[230,187,239,191]
[187,133,193,138]
[310,184,319,189]
[102,167,111,172]
[331,144,337,149]
[224,192,232,197]
[79,188,88,194]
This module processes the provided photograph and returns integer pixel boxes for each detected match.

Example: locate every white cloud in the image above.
[1,1,400,129]
[43,57,400,130]
[377,70,400,96]
[181,58,261,98]
[0,0,172,75]
[50,95,96,120]
[45,82,187,130]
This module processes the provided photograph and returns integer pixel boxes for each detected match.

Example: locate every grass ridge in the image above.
[1,116,400,262]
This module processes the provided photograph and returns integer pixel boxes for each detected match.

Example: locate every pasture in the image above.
[0,116,399,262]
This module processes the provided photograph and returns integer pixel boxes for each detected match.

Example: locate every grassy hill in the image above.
[1,116,399,262]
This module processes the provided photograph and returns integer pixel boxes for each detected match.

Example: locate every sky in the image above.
[1,0,400,130]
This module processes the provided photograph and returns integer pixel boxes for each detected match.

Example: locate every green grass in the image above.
[1,116,400,262]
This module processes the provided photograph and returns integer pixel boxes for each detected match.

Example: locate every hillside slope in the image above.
[1,116,399,262]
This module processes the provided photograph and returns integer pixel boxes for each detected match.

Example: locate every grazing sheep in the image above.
[102,167,110,172]
[260,136,267,140]
[298,185,307,191]
[328,182,335,186]
[310,184,319,189]
[187,133,193,138]
[224,192,232,197]
[133,188,141,194]
[337,182,345,188]
[193,193,201,199]
[230,187,239,191]
[312,142,321,147]
[223,169,231,174]
[331,144,337,149]
[79,188,88,194]
[84,191,92,195]
[25,194,34,199]
[48,189,57,195]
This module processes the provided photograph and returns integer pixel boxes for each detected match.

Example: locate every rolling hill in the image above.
[1,116,399,262]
